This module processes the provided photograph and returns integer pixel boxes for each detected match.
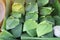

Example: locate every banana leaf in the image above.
[52,0,60,16]
[40,7,54,16]
[1,18,6,31]
[11,23,22,38]
[40,16,55,25]
[21,37,60,40]
[14,0,25,5]
[25,13,38,21]
[6,0,11,18]
[54,16,60,25]
[26,0,36,5]
[25,3,38,21]
[23,19,38,31]
[37,0,49,7]
[0,30,17,40]
[36,20,52,37]
[12,3,25,14]
[11,12,22,18]
[6,16,19,30]
[26,3,38,13]
[41,31,53,38]
[26,29,37,37]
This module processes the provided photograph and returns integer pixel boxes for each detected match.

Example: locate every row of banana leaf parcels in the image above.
[0,0,60,40]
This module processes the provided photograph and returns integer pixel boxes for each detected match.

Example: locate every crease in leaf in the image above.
[11,12,21,18]
[26,29,37,37]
